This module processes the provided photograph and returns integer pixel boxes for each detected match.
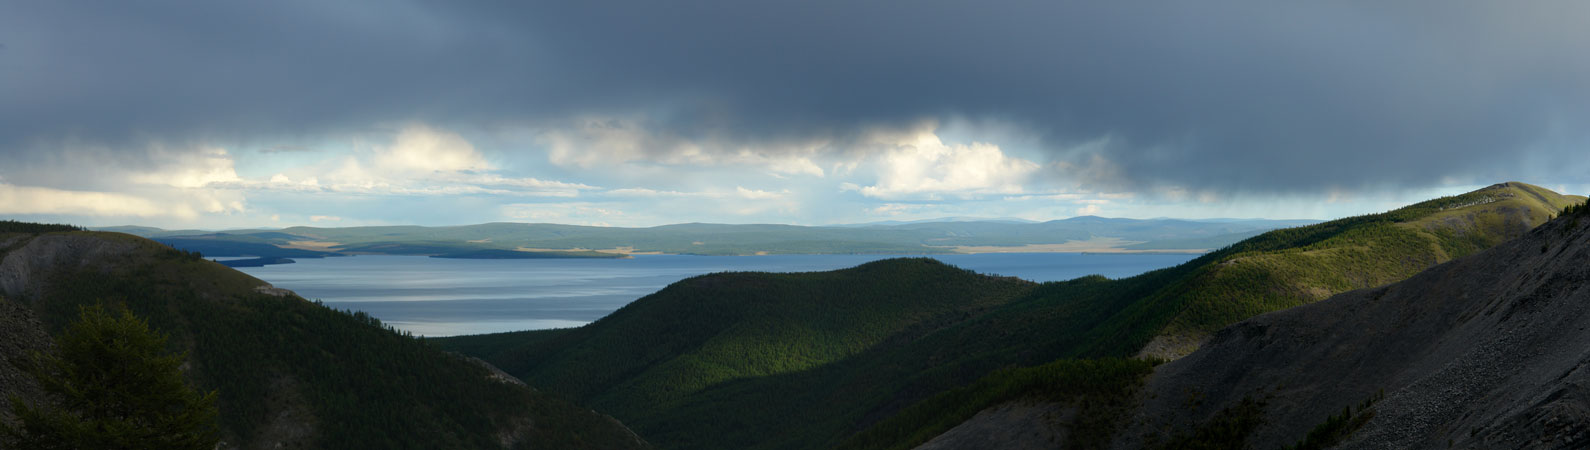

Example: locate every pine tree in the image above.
[2,305,219,449]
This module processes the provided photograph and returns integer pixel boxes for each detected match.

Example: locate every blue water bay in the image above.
[235,253,1197,336]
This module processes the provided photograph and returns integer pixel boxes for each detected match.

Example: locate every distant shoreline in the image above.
[216,257,296,267]
[121,218,1286,263]
[211,245,1209,262]
[934,238,1211,255]
[357,248,1209,257]
[945,246,1209,255]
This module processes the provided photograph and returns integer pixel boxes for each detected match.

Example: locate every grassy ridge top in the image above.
[1126,181,1583,358]
[440,182,1581,450]
[0,231,648,449]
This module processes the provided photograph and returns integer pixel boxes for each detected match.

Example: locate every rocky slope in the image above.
[0,298,50,427]
[912,402,1073,450]
[1109,205,1590,449]
[0,232,140,302]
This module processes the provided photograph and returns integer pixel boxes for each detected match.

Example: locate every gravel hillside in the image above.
[0,298,51,428]
[1114,210,1590,449]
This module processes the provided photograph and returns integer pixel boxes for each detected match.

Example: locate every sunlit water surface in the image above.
[234,253,1198,336]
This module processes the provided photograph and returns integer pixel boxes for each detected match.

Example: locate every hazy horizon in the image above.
[91,214,1327,232]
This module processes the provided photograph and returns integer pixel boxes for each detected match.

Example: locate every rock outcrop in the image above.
[913,401,1075,450]
[0,233,138,302]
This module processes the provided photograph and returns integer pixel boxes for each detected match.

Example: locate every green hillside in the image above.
[0,230,648,449]
[439,182,1581,450]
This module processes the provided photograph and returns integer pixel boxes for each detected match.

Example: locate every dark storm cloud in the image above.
[3,1,1588,192]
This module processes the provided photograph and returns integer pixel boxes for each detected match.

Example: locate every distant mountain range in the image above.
[832,216,1041,226]
[96,216,1320,266]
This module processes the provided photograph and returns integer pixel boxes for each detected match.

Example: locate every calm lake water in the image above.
[234,253,1198,337]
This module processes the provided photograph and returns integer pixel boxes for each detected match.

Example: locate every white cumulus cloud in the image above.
[376,124,492,173]
[853,130,1039,199]
[539,117,829,177]
[736,186,786,199]
[229,125,596,198]
[0,183,238,219]
[129,147,243,189]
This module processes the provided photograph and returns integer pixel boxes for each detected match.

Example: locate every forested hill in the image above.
[436,259,1038,449]
[0,229,650,449]
[440,182,1582,450]
[441,258,1037,411]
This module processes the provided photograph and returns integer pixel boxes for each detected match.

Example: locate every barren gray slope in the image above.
[1113,213,1590,449]
[0,298,51,428]
[914,402,1074,450]
[1,233,139,302]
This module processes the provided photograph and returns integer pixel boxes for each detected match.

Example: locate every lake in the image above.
[233,253,1199,336]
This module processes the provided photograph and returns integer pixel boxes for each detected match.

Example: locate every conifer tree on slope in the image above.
[2,305,218,449]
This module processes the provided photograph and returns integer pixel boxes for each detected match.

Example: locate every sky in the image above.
[2,1,1588,229]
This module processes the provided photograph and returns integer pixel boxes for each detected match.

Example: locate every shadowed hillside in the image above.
[0,229,649,449]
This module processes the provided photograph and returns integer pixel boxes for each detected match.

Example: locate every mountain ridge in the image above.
[1132,181,1582,359]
